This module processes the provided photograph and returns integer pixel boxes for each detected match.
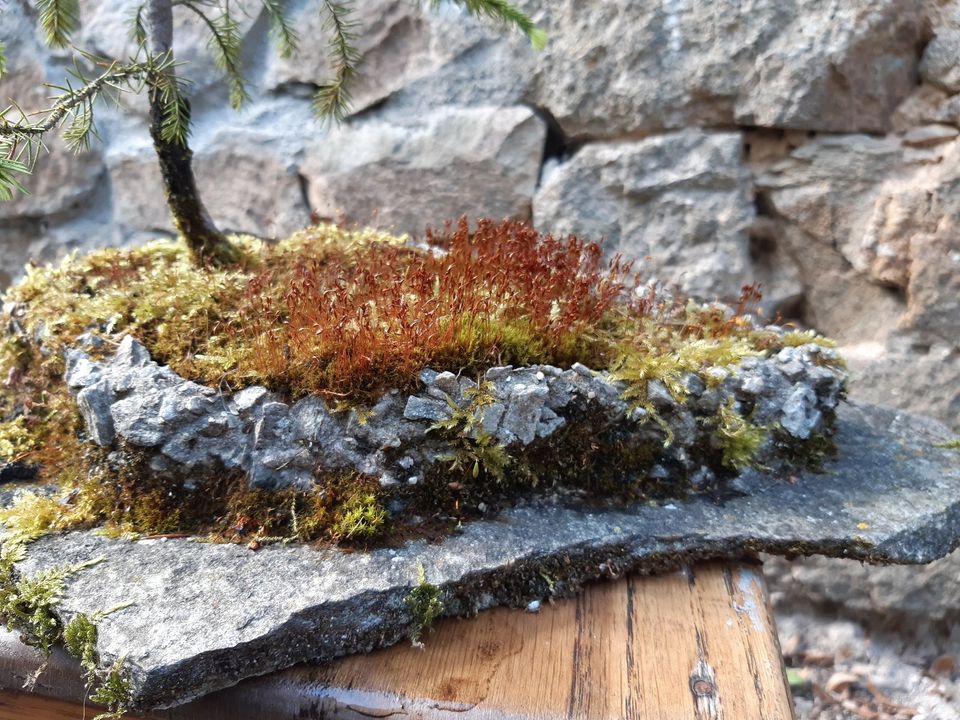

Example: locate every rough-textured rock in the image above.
[902,123,960,147]
[263,0,437,114]
[63,333,846,493]
[534,131,754,299]
[6,401,959,710]
[300,106,545,234]
[732,0,926,133]
[107,129,310,239]
[526,0,926,137]
[843,338,960,430]
[195,132,311,239]
[755,133,960,310]
[755,135,908,273]
[766,549,960,628]
[921,2,960,93]
[750,129,960,432]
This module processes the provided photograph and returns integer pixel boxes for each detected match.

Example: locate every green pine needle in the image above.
[313,0,360,123]
[261,0,299,58]
[434,0,546,48]
[182,2,249,109]
[0,144,30,201]
[62,102,97,152]
[129,5,149,50]
[36,0,80,49]
[151,69,192,146]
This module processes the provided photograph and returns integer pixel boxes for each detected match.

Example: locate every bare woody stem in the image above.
[145,0,237,264]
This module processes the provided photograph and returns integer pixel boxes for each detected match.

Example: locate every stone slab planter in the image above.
[7,401,960,709]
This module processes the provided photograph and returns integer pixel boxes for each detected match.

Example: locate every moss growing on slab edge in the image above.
[405,562,443,647]
[0,450,390,547]
[0,531,132,719]
[711,400,770,471]
[64,609,133,720]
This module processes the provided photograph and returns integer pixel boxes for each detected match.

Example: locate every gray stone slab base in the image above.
[10,401,960,710]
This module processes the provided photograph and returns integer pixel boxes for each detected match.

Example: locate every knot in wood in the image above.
[692,678,716,697]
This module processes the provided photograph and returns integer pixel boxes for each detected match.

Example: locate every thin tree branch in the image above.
[0,62,149,138]
[313,0,360,122]
[179,0,248,107]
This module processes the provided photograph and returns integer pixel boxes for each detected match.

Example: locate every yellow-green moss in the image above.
[331,493,388,541]
[0,418,35,461]
[0,491,77,542]
[610,303,767,409]
[0,533,102,655]
[429,382,512,482]
[781,329,836,348]
[0,448,389,546]
[405,562,443,646]
[711,400,769,470]
[63,607,133,720]
[0,491,135,719]
[87,658,131,720]
[3,226,406,392]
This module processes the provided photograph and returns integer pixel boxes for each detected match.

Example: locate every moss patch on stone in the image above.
[0,524,131,719]
[0,219,844,547]
[0,448,389,546]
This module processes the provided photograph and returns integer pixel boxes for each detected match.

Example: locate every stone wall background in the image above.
[3,0,959,430]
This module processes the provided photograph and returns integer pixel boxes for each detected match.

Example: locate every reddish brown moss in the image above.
[242,218,639,398]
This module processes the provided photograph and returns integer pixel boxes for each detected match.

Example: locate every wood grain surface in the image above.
[0,562,794,720]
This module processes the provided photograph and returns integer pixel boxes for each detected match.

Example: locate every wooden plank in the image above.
[0,689,142,720]
[0,562,794,720]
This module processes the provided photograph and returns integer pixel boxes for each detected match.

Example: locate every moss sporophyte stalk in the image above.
[0,219,845,547]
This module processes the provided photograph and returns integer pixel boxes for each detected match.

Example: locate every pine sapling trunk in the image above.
[145,0,236,265]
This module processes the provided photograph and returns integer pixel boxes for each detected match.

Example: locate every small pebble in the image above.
[526,600,541,613]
